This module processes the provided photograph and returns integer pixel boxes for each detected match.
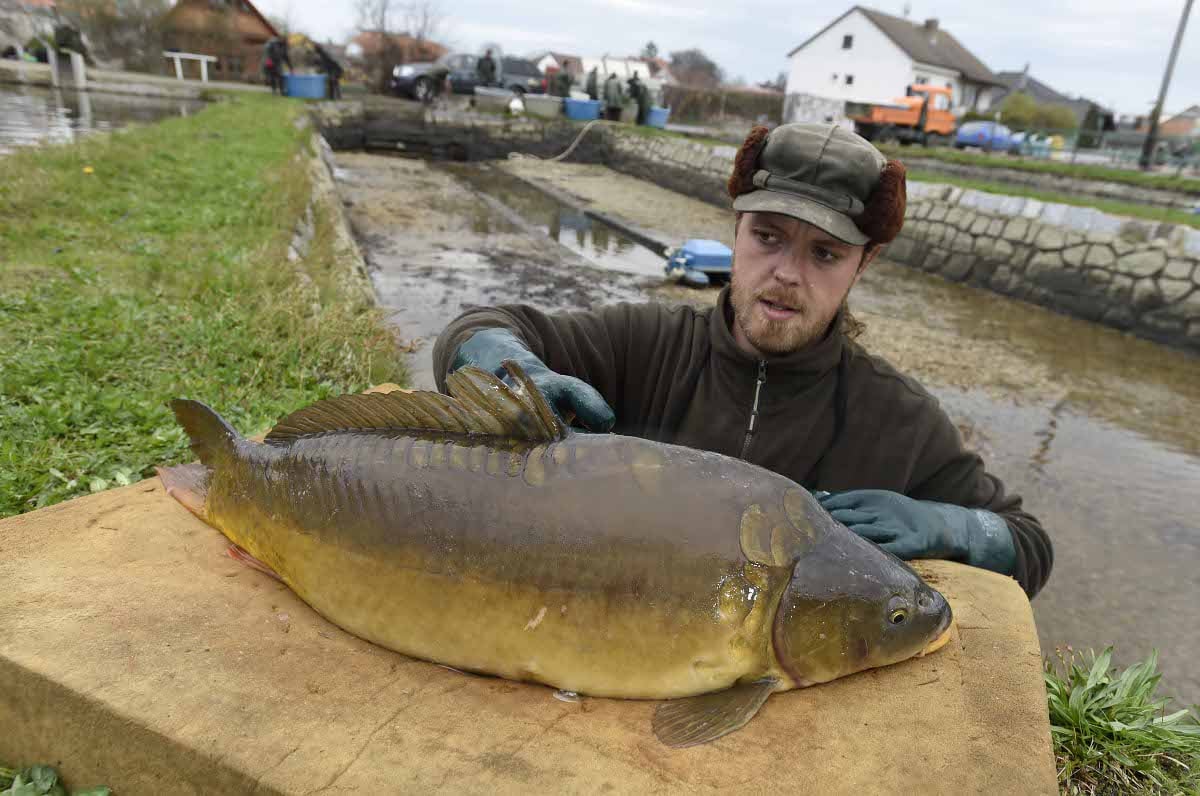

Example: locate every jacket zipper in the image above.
[740,360,767,459]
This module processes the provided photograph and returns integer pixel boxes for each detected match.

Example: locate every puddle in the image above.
[0,84,206,155]
[444,163,669,279]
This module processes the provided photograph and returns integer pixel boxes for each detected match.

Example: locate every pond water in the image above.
[0,84,206,155]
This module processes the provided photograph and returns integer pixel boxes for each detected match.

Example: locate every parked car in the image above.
[390,52,491,101]
[500,56,543,94]
[954,121,1013,152]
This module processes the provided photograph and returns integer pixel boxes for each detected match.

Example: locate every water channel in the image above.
[335,151,1200,707]
[0,84,205,155]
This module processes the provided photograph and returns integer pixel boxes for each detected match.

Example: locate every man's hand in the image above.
[816,489,1017,575]
[451,328,616,433]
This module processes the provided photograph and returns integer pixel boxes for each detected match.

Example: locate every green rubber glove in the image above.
[451,328,616,433]
[816,489,1016,575]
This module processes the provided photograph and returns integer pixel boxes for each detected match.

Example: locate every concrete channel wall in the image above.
[898,156,1199,211]
[317,101,1200,354]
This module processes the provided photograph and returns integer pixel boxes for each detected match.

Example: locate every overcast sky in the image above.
[252,0,1200,116]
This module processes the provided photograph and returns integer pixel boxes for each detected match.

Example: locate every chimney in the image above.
[923,18,939,34]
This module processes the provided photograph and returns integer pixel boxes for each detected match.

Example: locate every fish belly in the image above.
[205,433,783,699]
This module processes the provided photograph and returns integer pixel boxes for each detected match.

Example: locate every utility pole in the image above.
[1140,0,1195,169]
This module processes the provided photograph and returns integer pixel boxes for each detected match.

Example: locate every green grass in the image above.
[0,95,406,518]
[907,169,1200,229]
[1,763,107,795]
[882,143,1200,195]
[1046,648,1200,795]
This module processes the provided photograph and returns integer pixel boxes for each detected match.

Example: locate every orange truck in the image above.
[848,84,956,146]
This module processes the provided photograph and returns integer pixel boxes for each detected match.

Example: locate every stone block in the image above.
[1062,244,1088,267]
[994,239,1016,261]
[1086,231,1115,245]
[1132,278,1164,311]
[990,265,1013,292]
[945,207,966,228]
[1085,268,1113,287]
[1113,238,1135,255]
[1102,305,1135,330]
[1165,259,1195,281]
[951,231,974,254]
[1116,249,1166,278]
[929,205,949,222]
[1002,218,1028,242]
[1109,274,1134,303]
[1138,310,1185,335]
[971,258,998,283]
[1085,245,1116,268]
[1020,199,1044,219]
[988,219,1005,236]
[1026,251,1062,280]
[1161,279,1194,304]
[973,237,996,259]
[970,217,990,236]
[927,224,946,246]
[1036,226,1065,249]
[887,237,916,263]
[943,255,975,280]
[913,203,930,220]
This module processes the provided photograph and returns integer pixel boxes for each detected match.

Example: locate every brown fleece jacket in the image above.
[431,289,1053,598]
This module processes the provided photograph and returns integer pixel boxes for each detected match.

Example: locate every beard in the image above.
[730,271,841,356]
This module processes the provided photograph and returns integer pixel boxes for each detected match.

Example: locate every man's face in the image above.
[730,212,874,357]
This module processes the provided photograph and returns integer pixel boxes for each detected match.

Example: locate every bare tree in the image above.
[403,0,444,44]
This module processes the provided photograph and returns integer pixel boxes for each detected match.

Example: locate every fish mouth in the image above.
[918,613,955,657]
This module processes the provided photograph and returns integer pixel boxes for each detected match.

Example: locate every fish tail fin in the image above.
[168,398,243,467]
[156,462,210,519]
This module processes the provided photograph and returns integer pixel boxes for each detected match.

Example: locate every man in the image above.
[602,71,624,121]
[585,65,599,101]
[477,48,497,88]
[626,71,646,124]
[431,123,1053,598]
[314,44,343,100]
[550,59,573,98]
[262,37,291,95]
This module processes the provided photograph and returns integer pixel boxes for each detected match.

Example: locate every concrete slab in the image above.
[0,436,1057,795]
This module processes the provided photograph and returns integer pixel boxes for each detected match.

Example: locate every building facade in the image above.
[161,0,278,83]
[784,6,1003,124]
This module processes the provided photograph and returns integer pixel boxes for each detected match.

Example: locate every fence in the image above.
[660,85,784,126]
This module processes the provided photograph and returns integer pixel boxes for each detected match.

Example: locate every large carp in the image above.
[158,361,952,747]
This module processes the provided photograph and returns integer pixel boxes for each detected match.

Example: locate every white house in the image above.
[783,6,1004,123]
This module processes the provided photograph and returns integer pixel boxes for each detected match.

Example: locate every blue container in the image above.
[645,106,671,129]
[666,238,733,285]
[563,98,602,121]
[284,74,327,99]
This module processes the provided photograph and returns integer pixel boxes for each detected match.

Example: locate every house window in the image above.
[915,76,928,84]
[842,34,853,49]
[845,74,854,85]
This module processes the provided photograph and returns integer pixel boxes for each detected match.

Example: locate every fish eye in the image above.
[889,609,908,625]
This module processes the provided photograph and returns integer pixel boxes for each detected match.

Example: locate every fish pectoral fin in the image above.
[156,463,210,520]
[651,678,778,748]
[226,544,283,582]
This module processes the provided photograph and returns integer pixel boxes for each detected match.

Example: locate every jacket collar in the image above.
[709,285,845,391]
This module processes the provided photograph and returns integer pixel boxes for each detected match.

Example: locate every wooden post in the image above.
[43,40,59,88]
[173,55,182,80]
[200,58,208,83]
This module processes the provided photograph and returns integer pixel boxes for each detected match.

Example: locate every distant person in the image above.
[550,59,573,97]
[602,71,624,121]
[477,49,497,87]
[585,66,599,101]
[263,37,291,95]
[1,45,17,60]
[314,44,343,100]
[628,70,650,125]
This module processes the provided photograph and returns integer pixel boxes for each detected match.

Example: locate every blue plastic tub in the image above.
[645,106,670,128]
[563,98,602,121]
[284,74,327,99]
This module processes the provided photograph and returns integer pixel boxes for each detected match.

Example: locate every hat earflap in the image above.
[856,160,907,245]
[727,125,770,201]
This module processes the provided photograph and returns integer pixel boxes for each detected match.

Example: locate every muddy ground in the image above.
[335,151,1200,706]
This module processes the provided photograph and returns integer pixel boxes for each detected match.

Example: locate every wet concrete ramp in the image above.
[1,445,1056,794]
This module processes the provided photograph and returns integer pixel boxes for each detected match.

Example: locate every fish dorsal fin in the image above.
[263,360,568,445]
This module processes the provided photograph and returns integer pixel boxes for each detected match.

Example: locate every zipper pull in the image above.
[740,361,768,459]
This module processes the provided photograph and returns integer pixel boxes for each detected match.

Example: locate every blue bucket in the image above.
[645,106,670,128]
[284,74,327,99]
[563,98,602,121]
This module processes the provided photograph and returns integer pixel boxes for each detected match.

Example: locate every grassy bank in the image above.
[1047,648,1200,794]
[881,143,1200,195]
[0,95,405,518]
[907,169,1200,230]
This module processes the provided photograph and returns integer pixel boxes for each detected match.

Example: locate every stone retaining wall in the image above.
[890,184,1200,350]
[900,156,1199,211]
